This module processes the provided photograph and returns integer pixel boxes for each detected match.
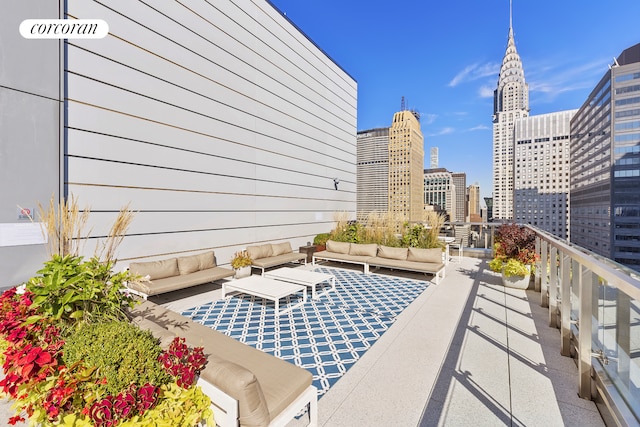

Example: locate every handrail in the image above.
[445,221,640,425]
[526,225,640,301]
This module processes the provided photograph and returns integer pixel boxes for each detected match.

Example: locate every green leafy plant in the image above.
[62,321,171,396]
[489,224,538,277]
[230,250,252,269]
[25,255,136,329]
[313,233,331,247]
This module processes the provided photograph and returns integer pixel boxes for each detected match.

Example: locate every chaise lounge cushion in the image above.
[377,245,408,260]
[130,258,179,280]
[407,247,442,263]
[349,243,378,257]
[326,240,350,254]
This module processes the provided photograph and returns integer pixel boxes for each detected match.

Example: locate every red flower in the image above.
[113,388,136,419]
[136,383,158,414]
[89,397,115,427]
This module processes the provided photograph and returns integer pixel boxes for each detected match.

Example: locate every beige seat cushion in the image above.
[246,244,274,261]
[377,245,408,260]
[129,258,179,280]
[407,247,442,263]
[326,240,350,254]
[349,243,377,257]
[271,242,292,256]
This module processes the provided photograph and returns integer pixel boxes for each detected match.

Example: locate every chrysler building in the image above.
[492,2,529,220]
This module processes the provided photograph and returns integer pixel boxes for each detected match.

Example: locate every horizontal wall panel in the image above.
[65,0,356,264]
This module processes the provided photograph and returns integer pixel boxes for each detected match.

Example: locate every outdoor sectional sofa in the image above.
[126,251,235,299]
[313,240,446,284]
[246,242,307,275]
[129,299,318,427]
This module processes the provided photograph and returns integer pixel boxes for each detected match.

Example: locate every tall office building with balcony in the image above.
[357,128,389,220]
[571,43,640,270]
[514,110,576,239]
[389,110,425,222]
[492,14,529,220]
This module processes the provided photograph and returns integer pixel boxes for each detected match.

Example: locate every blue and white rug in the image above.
[181,267,430,397]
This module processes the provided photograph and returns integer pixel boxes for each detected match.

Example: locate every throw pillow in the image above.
[349,243,377,257]
[271,242,292,256]
[407,247,442,263]
[377,245,408,260]
[177,255,200,275]
[326,240,350,254]
[129,258,179,280]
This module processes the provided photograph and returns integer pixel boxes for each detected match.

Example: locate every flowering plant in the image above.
[0,255,214,427]
[489,223,538,277]
[230,250,252,269]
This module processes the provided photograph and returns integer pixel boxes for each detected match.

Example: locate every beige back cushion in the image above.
[349,243,378,257]
[129,258,179,280]
[246,244,273,261]
[326,240,351,254]
[177,252,216,275]
[407,247,442,263]
[203,355,270,427]
[377,245,408,260]
[271,242,292,256]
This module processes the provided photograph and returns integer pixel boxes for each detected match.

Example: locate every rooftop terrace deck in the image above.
[158,256,605,426]
[0,256,606,426]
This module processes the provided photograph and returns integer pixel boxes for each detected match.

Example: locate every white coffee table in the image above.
[264,267,335,300]
[222,275,306,316]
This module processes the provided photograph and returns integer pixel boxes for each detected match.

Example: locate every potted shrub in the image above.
[231,250,252,279]
[0,256,214,427]
[313,233,331,252]
[489,223,538,289]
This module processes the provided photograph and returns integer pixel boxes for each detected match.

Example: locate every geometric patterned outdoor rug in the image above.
[181,267,430,397]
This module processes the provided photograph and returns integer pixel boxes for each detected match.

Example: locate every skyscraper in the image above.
[492,4,529,220]
[389,110,425,222]
[571,43,640,270]
[452,172,467,222]
[424,168,456,221]
[357,128,389,220]
[430,147,439,169]
[468,183,481,217]
[514,110,576,239]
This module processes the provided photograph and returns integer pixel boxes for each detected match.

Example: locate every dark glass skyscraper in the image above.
[570,43,640,270]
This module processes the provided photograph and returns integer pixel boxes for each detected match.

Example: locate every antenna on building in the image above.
[400,96,406,111]
[509,0,513,29]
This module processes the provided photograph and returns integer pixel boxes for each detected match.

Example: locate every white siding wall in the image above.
[65,0,357,267]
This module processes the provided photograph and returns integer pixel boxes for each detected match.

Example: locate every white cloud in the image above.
[421,113,438,125]
[526,57,610,101]
[478,85,494,98]
[426,127,455,137]
[449,62,500,87]
[468,124,490,131]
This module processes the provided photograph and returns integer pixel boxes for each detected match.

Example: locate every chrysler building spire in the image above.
[491,0,529,220]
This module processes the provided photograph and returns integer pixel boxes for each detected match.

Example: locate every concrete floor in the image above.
[0,257,605,426]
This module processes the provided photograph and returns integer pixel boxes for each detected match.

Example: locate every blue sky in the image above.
[269,0,640,201]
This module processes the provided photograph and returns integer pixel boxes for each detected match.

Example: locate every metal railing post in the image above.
[541,241,549,308]
[578,264,593,399]
[549,246,558,328]
[535,237,541,292]
[616,289,631,391]
[560,256,572,357]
